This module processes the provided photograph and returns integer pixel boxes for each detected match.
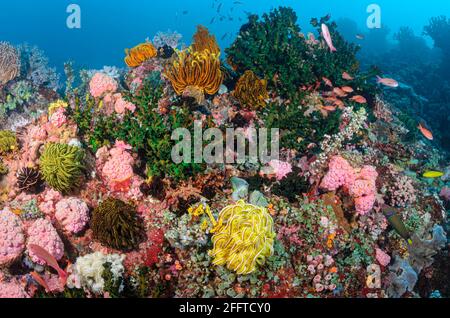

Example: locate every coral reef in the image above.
[0,6,448,299]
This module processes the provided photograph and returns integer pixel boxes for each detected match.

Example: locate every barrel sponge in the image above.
[209,200,276,275]
[27,218,64,265]
[39,143,85,193]
[0,209,26,267]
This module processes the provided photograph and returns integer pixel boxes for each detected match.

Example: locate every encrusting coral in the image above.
[39,143,85,193]
[209,200,276,275]
[124,42,158,68]
[90,198,144,251]
[233,70,269,110]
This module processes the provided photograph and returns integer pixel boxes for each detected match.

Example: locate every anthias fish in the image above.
[342,72,354,80]
[321,23,337,52]
[418,123,433,140]
[377,76,399,88]
[350,95,367,104]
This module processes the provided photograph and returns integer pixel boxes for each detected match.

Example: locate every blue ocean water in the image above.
[1,0,450,72]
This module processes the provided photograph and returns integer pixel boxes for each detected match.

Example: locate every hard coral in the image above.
[233,70,269,110]
[55,197,90,234]
[124,42,158,68]
[0,209,25,267]
[27,218,64,265]
[164,48,224,104]
[0,42,20,86]
[0,279,29,298]
[39,143,85,193]
[90,198,144,251]
[209,200,276,275]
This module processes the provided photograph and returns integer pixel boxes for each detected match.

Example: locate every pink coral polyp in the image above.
[0,209,26,266]
[0,280,29,298]
[55,198,90,234]
[321,156,378,215]
[27,219,64,265]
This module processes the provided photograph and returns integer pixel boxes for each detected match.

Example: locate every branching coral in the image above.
[209,200,276,275]
[124,42,158,68]
[90,198,144,251]
[39,143,85,193]
[0,42,20,86]
[164,48,224,104]
[192,25,220,55]
[233,70,269,109]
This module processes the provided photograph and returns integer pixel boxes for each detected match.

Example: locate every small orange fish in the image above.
[333,87,347,97]
[341,86,354,93]
[333,99,345,109]
[322,77,333,87]
[350,95,367,104]
[322,105,337,112]
[342,72,354,80]
[418,123,433,140]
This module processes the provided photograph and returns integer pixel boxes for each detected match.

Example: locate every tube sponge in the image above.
[209,200,276,275]
[39,143,85,193]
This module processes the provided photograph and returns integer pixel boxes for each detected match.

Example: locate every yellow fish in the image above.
[422,171,444,178]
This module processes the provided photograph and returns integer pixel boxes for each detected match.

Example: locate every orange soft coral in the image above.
[163,48,224,104]
[192,25,220,55]
[233,70,269,110]
[124,42,158,68]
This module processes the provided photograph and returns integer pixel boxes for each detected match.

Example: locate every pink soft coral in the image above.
[321,156,378,215]
[27,219,64,265]
[320,156,355,191]
[268,160,293,181]
[49,108,67,128]
[114,94,136,114]
[55,198,90,234]
[100,141,135,192]
[0,209,26,266]
[89,73,118,98]
[375,248,391,267]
